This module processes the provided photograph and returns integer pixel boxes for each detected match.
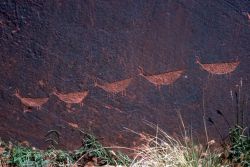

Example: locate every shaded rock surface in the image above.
[0,0,250,149]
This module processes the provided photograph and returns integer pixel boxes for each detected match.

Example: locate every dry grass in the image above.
[128,120,222,167]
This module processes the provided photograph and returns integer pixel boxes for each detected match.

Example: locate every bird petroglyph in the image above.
[138,66,184,89]
[53,89,89,108]
[196,57,240,75]
[67,122,79,129]
[94,78,132,96]
[14,89,49,112]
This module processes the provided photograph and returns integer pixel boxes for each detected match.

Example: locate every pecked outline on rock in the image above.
[14,89,49,112]
[138,66,184,89]
[196,57,240,75]
[52,89,89,108]
[94,77,133,96]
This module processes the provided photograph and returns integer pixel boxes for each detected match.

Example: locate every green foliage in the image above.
[74,133,131,166]
[225,125,250,166]
[9,145,48,167]
[44,149,74,166]
[0,133,131,167]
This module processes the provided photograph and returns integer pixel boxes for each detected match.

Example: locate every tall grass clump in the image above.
[130,127,188,166]
[129,120,222,167]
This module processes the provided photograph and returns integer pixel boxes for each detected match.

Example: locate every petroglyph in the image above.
[53,89,89,108]
[94,78,132,96]
[67,122,79,129]
[196,57,240,75]
[138,66,184,89]
[14,89,49,112]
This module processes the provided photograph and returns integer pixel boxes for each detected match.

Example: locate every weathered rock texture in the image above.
[0,0,250,149]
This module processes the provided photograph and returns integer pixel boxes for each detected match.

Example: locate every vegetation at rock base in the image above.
[0,132,131,167]
[1,124,249,167]
[128,122,250,167]
[0,122,249,166]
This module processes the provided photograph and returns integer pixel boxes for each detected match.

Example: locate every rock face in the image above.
[0,0,249,149]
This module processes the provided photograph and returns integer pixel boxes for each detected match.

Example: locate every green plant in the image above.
[9,145,48,167]
[224,125,250,166]
[44,149,74,166]
[73,132,131,166]
[0,131,132,167]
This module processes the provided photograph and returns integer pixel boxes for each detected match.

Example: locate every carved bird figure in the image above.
[138,66,184,89]
[196,57,240,75]
[94,78,132,96]
[14,89,49,112]
[53,89,89,107]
